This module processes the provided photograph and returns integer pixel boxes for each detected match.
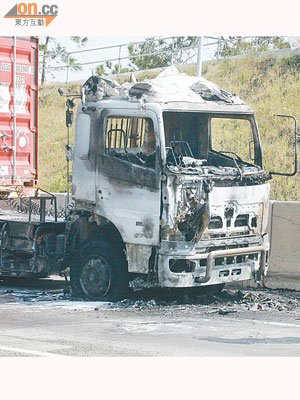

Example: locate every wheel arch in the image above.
[68,212,126,256]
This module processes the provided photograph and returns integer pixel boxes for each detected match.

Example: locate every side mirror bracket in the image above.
[57,88,81,207]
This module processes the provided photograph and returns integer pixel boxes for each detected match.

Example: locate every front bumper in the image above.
[157,238,269,287]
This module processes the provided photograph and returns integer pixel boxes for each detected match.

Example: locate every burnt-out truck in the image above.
[0,67,298,300]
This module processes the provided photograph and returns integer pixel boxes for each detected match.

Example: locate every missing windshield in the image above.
[210,116,257,167]
[163,111,262,174]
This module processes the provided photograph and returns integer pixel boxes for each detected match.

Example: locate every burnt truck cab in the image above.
[4,67,295,300]
[70,68,270,296]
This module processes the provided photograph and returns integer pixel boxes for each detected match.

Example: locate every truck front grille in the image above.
[204,211,260,238]
[200,252,259,267]
[208,216,223,229]
[234,214,250,227]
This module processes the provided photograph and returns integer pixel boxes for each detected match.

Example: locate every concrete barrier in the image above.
[264,201,300,291]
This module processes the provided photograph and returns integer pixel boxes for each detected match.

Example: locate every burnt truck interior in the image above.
[103,109,263,182]
[163,111,263,180]
[105,116,157,169]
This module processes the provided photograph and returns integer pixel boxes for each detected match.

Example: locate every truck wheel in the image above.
[70,240,128,301]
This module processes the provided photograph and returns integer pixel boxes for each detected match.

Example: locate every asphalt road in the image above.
[0,277,300,357]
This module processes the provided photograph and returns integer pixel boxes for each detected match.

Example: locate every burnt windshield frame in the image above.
[162,110,263,169]
[208,113,263,168]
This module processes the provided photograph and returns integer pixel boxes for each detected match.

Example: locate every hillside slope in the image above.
[38,54,300,200]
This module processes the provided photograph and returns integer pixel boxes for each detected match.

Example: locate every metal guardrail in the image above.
[40,36,203,80]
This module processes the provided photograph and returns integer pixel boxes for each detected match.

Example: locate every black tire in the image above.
[70,239,128,301]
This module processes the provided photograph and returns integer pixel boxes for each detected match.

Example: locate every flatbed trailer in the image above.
[0,195,66,277]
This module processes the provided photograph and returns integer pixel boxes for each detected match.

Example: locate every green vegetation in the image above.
[38,53,300,200]
[96,36,198,75]
[216,36,289,58]
[127,36,198,70]
[38,82,79,191]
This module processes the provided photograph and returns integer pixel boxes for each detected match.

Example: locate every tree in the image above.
[127,36,199,71]
[95,60,134,76]
[39,36,88,84]
[94,37,198,76]
[216,36,290,58]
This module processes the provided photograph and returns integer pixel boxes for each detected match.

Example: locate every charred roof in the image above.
[81,66,252,113]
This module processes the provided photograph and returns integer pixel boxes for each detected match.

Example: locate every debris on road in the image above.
[1,278,300,315]
[111,284,300,315]
[0,286,72,304]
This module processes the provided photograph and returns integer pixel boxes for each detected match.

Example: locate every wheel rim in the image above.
[80,256,111,298]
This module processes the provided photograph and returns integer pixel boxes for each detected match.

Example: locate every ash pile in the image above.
[114,278,300,313]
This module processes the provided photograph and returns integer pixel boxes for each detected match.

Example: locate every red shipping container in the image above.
[0,36,38,195]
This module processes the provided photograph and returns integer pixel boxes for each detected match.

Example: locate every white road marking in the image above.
[223,316,300,329]
[0,345,69,357]
[251,319,300,328]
